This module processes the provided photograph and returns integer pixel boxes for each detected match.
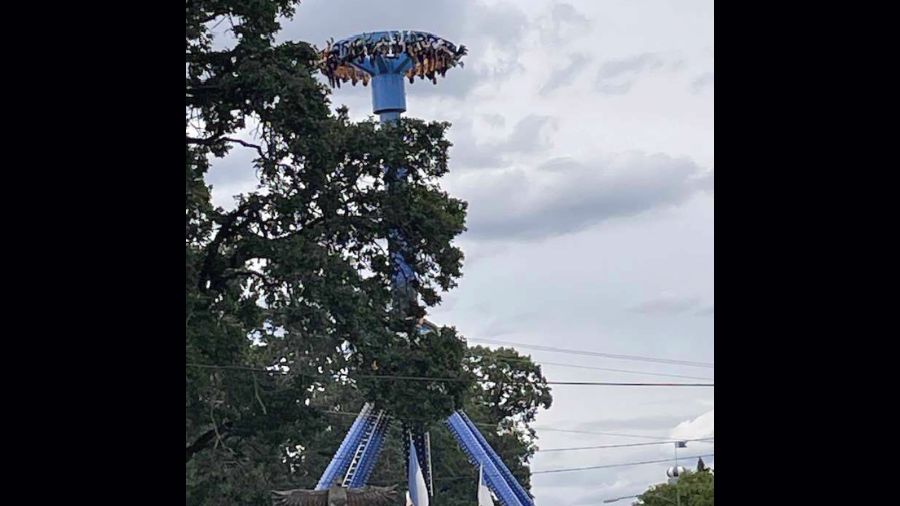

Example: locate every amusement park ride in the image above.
[273,31,535,506]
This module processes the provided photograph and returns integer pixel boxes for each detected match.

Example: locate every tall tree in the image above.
[282,346,553,505]
[636,469,714,506]
[186,1,469,504]
[186,1,553,504]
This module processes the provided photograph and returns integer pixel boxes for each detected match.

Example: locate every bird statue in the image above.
[272,485,398,506]
[696,456,708,472]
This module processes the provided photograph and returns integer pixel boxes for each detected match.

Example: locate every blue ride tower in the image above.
[314,31,534,506]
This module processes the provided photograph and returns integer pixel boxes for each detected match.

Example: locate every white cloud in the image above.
[540,53,592,95]
[630,293,705,315]
[455,153,711,241]
[691,72,715,94]
[671,409,714,440]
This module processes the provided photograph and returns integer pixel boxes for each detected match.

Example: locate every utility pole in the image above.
[674,441,686,506]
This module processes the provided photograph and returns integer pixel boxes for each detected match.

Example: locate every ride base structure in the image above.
[311,31,535,506]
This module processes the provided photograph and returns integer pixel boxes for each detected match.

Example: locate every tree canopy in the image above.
[186,1,551,504]
[283,346,552,505]
[636,468,714,506]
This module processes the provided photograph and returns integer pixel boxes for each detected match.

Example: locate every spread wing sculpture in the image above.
[271,488,328,506]
[347,485,398,506]
[272,485,398,506]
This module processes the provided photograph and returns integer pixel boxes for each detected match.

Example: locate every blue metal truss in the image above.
[316,405,534,504]
[345,409,390,488]
[446,411,527,506]
[457,410,534,506]
[315,403,375,490]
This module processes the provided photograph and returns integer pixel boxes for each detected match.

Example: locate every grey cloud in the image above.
[691,72,714,94]
[505,115,557,153]
[447,120,505,170]
[449,115,557,170]
[598,53,665,80]
[596,53,683,95]
[407,67,482,99]
[206,146,257,187]
[532,468,629,488]
[668,59,688,72]
[630,294,703,315]
[571,414,694,432]
[455,1,530,82]
[540,53,591,95]
[541,2,591,45]
[448,239,510,272]
[468,1,529,46]
[458,153,712,241]
[538,157,579,173]
[553,3,590,26]
[481,317,526,339]
[531,478,609,496]
[598,81,635,95]
[481,114,505,127]
[477,55,525,81]
[695,169,714,193]
[694,305,714,317]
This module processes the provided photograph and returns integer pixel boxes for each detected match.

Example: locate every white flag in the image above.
[478,464,494,506]
[406,491,414,506]
[408,434,430,506]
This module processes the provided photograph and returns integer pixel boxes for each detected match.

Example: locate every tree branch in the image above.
[197,199,262,292]
[185,421,233,463]
[186,136,291,172]
[186,136,265,158]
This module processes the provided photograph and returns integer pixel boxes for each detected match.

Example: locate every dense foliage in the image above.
[636,468,714,506]
[281,346,552,505]
[186,1,551,504]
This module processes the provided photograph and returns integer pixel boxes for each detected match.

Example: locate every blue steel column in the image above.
[446,412,524,506]
[316,403,375,490]
[346,415,390,488]
[322,33,480,501]
[331,45,425,495]
[361,51,440,501]
[458,410,534,506]
[365,54,417,309]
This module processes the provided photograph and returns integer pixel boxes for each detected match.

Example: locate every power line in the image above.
[468,354,713,380]
[531,453,714,475]
[366,452,716,487]
[186,363,712,387]
[468,338,714,369]
[539,438,714,452]
[195,373,713,444]
[188,350,715,383]
[269,410,717,478]
[530,427,687,441]
[525,361,713,381]
[546,381,711,387]
[316,410,714,446]
[351,373,711,387]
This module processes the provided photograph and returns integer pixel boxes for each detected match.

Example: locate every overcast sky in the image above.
[206,1,713,504]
